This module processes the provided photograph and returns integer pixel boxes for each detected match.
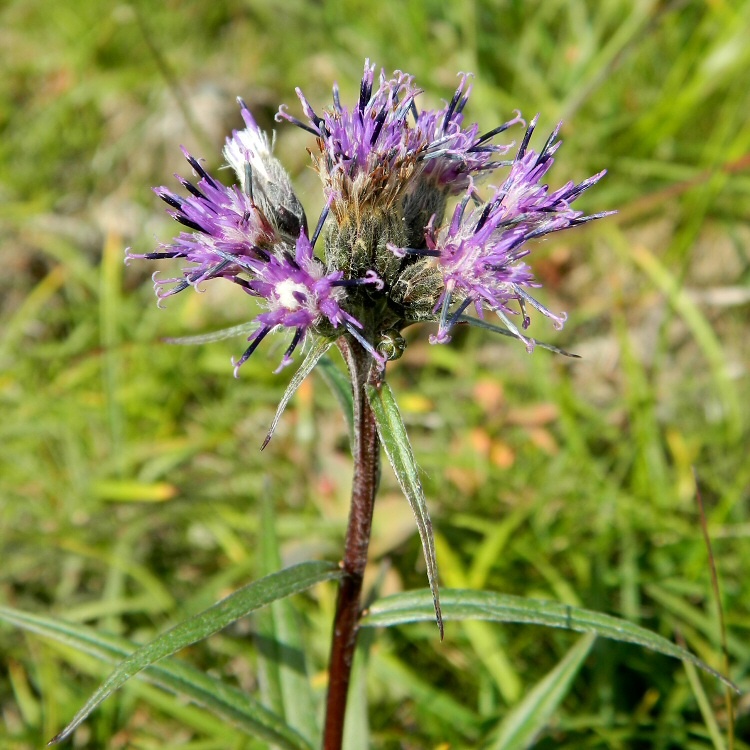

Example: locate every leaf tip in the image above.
[434,595,444,641]
[47,730,66,746]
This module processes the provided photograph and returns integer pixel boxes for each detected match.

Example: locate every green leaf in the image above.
[0,605,314,750]
[255,496,319,744]
[361,588,738,693]
[486,634,595,750]
[262,338,333,449]
[365,381,442,637]
[682,656,728,750]
[163,320,260,345]
[44,561,343,744]
[316,352,355,447]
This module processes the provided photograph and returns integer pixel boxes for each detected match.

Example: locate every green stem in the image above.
[322,339,380,750]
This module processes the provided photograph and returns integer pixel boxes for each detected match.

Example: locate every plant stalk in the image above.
[322,339,380,750]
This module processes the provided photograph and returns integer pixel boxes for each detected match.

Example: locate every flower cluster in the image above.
[132,60,608,375]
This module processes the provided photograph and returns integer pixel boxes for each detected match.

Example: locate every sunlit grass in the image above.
[2,0,749,747]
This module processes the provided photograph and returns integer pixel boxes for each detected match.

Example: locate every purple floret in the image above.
[414,73,523,191]
[126,147,278,301]
[276,61,524,215]
[232,230,366,375]
[391,116,609,348]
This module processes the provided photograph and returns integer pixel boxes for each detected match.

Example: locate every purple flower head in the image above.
[128,136,382,373]
[126,147,278,302]
[391,116,609,349]
[277,63,526,222]
[413,73,524,192]
[277,60,423,215]
[133,63,610,380]
[232,230,371,375]
[224,99,307,241]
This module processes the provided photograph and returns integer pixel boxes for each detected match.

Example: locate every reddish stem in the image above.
[322,339,380,750]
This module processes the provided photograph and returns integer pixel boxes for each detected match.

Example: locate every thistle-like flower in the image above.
[132,59,609,377]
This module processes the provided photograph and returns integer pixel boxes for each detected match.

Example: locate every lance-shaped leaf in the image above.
[366,381,443,638]
[360,588,738,692]
[47,561,343,744]
[0,605,314,750]
[316,353,355,447]
[262,338,333,449]
[163,320,261,345]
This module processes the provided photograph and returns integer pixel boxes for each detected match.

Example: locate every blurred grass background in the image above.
[1,0,749,747]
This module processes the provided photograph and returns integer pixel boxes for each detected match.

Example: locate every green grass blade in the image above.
[163,320,261,345]
[366,381,443,637]
[361,588,738,693]
[262,338,332,449]
[44,561,343,744]
[370,649,480,740]
[613,235,741,440]
[486,634,596,750]
[682,657,727,750]
[0,605,314,750]
[255,496,319,744]
[434,533,521,703]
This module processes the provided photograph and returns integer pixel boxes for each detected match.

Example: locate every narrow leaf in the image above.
[0,605,313,750]
[47,561,343,744]
[365,381,442,637]
[360,588,738,692]
[682,656,727,750]
[262,338,332,449]
[316,353,355,447]
[164,320,260,345]
[488,634,595,750]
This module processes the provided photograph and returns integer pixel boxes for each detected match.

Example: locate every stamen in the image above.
[435,286,454,340]
[539,123,562,159]
[275,105,320,136]
[513,285,567,330]
[182,149,220,188]
[472,110,524,148]
[517,115,538,160]
[311,203,331,247]
[442,84,463,133]
[331,270,384,290]
[344,321,387,369]
[174,214,206,234]
[332,83,342,112]
[233,327,271,377]
[371,107,387,146]
[158,192,183,210]
[274,328,304,374]
[243,162,254,201]
[179,179,208,201]
[495,308,533,353]
[447,296,473,330]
